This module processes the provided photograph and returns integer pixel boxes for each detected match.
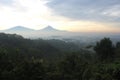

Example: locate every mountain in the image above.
[0,25,68,38]
[40,26,63,32]
[5,26,35,32]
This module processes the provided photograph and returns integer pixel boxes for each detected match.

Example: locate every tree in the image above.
[94,38,115,62]
[116,42,120,49]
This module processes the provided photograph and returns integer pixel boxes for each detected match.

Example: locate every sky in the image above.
[0,0,120,32]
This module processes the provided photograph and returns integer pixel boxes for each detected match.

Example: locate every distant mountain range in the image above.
[2,25,65,32]
[0,25,120,43]
[0,25,68,38]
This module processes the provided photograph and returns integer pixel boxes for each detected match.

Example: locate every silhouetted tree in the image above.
[94,38,115,62]
[116,42,120,49]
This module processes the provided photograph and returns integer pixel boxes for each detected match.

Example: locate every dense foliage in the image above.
[0,33,120,80]
[94,38,115,62]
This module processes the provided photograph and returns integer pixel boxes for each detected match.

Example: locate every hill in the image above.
[0,33,80,59]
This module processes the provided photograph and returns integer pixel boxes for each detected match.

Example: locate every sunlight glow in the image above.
[0,0,119,33]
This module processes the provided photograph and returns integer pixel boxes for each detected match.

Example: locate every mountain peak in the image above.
[11,26,27,29]
[46,25,54,29]
[14,26,24,28]
[6,26,34,32]
[41,26,59,31]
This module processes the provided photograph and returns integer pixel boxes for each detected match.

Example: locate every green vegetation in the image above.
[94,38,115,62]
[0,33,120,80]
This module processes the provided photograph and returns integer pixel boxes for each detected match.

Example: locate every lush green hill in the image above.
[0,33,59,59]
[0,33,120,80]
[0,33,80,59]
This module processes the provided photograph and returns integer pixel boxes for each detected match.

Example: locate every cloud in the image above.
[47,0,120,22]
[0,0,119,32]
[0,0,13,5]
[0,0,71,30]
[0,0,52,29]
[102,5,120,17]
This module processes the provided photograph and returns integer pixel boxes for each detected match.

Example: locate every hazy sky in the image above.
[0,0,120,32]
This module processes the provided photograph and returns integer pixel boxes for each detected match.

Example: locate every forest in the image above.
[0,33,120,80]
